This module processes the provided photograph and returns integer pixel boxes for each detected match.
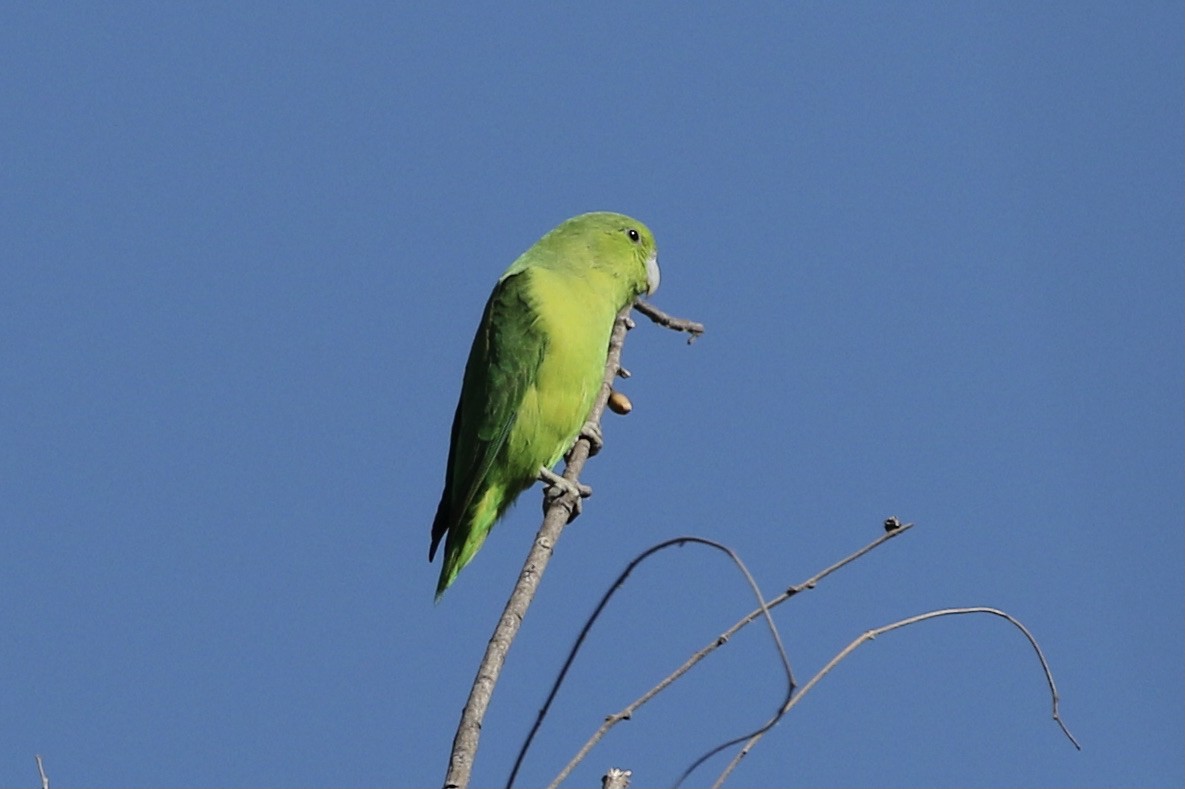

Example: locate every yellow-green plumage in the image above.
[430,212,661,599]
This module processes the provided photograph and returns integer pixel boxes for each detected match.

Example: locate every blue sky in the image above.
[2,3,1181,787]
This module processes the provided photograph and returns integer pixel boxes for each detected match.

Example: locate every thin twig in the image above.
[555,522,914,787]
[514,537,792,789]
[712,606,1081,788]
[443,302,704,789]
[634,300,705,341]
[35,755,49,789]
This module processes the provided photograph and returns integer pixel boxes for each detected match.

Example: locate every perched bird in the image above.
[430,212,661,599]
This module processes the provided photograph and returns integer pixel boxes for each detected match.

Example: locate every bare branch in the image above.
[35,755,49,789]
[556,522,913,787]
[444,300,705,789]
[634,300,705,341]
[517,537,791,789]
[441,308,630,788]
[711,606,1081,787]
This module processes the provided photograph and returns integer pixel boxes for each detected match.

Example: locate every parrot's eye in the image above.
[626,228,640,243]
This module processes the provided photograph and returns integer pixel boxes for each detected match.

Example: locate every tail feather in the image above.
[428,495,449,562]
[432,485,507,600]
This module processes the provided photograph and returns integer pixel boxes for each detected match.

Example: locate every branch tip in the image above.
[633,299,705,339]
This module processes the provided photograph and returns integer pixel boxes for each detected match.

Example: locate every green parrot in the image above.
[429,212,661,599]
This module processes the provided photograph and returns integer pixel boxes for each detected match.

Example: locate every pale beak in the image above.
[645,251,661,295]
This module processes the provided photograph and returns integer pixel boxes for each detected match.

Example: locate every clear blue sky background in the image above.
[2,4,1181,787]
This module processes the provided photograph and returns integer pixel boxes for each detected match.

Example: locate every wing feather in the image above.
[429,271,544,560]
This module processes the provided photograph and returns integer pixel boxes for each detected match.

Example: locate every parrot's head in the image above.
[609,214,660,296]
[552,212,660,297]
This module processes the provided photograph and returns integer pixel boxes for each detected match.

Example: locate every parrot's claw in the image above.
[579,421,604,456]
[538,466,591,521]
[538,466,592,498]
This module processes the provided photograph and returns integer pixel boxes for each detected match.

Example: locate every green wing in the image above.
[429,270,545,564]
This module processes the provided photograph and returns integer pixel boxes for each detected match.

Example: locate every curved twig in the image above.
[506,537,792,789]
[712,606,1081,788]
[552,522,914,787]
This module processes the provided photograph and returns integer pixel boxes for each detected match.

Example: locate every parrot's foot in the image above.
[538,466,592,498]
[538,466,591,521]
[579,420,604,456]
